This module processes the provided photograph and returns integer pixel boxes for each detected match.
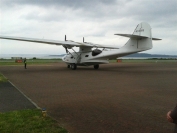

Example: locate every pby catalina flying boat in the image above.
[0,22,161,70]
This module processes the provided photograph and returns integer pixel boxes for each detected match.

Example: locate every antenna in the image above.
[83,37,84,43]
[65,35,66,41]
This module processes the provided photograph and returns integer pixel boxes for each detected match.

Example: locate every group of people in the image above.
[167,104,177,132]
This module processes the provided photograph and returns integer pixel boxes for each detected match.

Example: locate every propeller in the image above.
[64,35,68,53]
[83,37,84,43]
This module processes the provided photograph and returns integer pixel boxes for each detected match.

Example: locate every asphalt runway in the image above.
[0,82,36,112]
[1,62,177,133]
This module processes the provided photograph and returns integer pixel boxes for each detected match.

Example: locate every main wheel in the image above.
[94,64,99,69]
[71,63,77,70]
[67,65,70,68]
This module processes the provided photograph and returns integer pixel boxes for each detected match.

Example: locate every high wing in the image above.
[0,35,119,49]
[76,42,119,49]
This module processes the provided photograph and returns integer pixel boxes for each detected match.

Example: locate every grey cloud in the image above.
[1,0,177,55]
[121,0,177,24]
[1,0,130,18]
[1,0,117,9]
[2,0,176,35]
[1,0,176,23]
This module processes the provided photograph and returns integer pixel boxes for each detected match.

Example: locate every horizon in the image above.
[1,53,177,55]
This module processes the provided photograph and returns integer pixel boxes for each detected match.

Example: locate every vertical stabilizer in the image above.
[132,22,152,38]
[120,22,153,52]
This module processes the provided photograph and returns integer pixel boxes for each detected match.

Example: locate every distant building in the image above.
[11,57,22,59]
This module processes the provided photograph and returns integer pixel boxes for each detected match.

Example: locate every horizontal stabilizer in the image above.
[115,34,162,41]
[152,38,162,40]
[114,34,148,39]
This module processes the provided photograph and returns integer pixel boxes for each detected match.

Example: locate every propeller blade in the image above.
[65,35,66,41]
[83,37,84,43]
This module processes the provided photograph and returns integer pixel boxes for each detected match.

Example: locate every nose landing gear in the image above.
[94,64,99,69]
[70,63,77,70]
[67,64,99,70]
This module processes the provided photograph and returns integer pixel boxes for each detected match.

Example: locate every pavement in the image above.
[0,81,37,112]
[0,62,177,133]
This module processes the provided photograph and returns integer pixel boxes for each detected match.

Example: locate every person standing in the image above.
[167,104,177,133]
[24,58,27,69]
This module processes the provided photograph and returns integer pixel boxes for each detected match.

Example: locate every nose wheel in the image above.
[67,64,98,70]
[70,63,77,70]
[94,64,99,69]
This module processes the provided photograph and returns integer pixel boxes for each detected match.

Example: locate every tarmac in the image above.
[0,62,177,133]
[0,81,36,112]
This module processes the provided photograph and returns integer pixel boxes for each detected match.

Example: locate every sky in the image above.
[0,0,177,55]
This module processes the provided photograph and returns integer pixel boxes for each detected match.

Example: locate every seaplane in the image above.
[0,22,161,70]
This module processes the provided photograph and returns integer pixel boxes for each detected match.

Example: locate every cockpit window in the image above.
[92,49,102,56]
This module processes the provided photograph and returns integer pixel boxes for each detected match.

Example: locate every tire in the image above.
[67,65,70,68]
[94,64,99,69]
[71,64,77,70]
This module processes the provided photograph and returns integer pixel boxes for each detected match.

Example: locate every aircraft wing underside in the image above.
[0,35,119,49]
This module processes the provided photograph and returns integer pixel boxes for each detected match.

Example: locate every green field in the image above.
[0,58,176,66]
[0,109,67,133]
[0,59,62,65]
[0,73,8,82]
[111,59,177,63]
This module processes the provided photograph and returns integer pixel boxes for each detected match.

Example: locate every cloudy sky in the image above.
[0,0,177,55]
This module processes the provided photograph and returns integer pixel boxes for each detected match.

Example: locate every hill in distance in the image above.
[125,53,177,58]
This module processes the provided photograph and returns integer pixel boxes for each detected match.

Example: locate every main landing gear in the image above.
[67,64,77,70]
[67,64,99,70]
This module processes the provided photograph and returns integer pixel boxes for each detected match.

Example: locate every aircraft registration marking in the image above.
[135,29,144,32]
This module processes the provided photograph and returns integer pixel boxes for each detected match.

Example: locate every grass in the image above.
[0,109,67,133]
[0,73,8,82]
[114,59,177,63]
[0,59,62,65]
[0,59,176,65]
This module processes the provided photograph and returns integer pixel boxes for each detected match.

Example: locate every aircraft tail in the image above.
[115,22,161,53]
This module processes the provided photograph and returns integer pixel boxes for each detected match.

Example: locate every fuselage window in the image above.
[85,55,89,57]
[92,49,102,56]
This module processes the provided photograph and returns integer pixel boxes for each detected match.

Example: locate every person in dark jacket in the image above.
[24,58,27,69]
[167,104,177,133]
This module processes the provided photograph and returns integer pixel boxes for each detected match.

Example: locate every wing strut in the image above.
[63,46,68,53]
